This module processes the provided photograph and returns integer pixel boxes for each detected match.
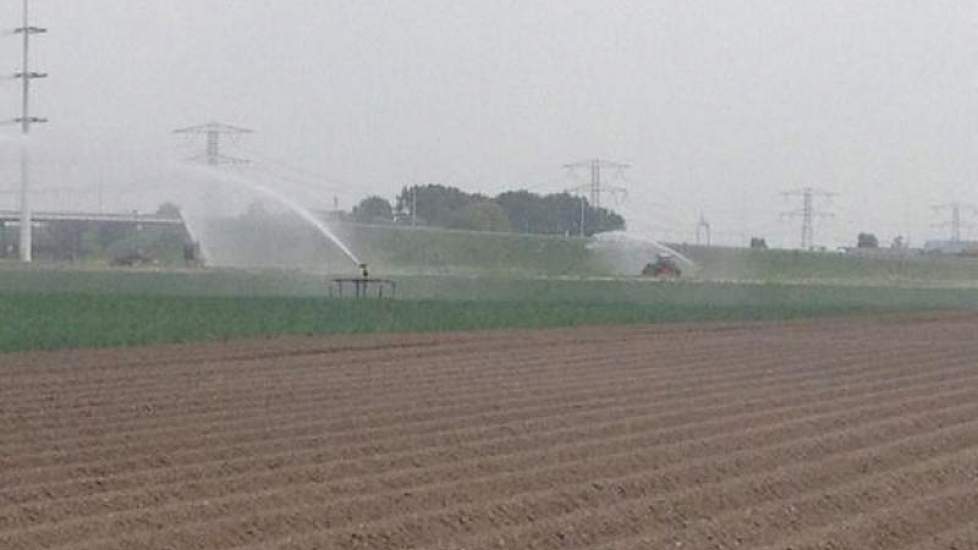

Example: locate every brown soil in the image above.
[2,313,978,549]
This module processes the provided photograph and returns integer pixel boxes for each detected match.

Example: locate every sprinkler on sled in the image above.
[331,263,397,298]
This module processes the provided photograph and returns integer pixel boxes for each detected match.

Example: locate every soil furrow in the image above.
[3,314,976,549]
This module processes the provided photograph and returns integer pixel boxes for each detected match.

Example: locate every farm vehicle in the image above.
[642,253,682,278]
[110,248,157,267]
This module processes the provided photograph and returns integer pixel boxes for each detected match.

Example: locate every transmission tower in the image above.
[932,202,977,243]
[695,213,711,246]
[12,0,48,263]
[780,187,835,249]
[563,158,629,208]
[173,122,252,165]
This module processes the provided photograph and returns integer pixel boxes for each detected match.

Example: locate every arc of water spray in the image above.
[591,231,698,268]
[178,212,214,265]
[178,165,362,269]
[653,241,696,268]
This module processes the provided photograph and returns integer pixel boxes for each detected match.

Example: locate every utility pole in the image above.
[14,0,48,263]
[933,202,976,243]
[780,187,835,249]
[695,213,711,246]
[173,122,252,165]
[579,195,585,237]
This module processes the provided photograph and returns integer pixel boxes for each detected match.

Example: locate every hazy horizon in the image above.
[2,1,978,249]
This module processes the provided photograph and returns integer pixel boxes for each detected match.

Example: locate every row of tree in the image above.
[351,184,625,237]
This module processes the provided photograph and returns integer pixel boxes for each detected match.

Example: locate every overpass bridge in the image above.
[0,209,195,263]
[0,210,184,226]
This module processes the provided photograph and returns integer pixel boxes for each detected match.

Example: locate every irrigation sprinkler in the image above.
[331,263,396,299]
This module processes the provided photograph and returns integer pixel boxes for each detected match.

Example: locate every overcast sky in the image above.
[2,1,978,247]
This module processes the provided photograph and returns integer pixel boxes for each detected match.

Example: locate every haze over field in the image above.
[1,1,977,248]
[8,6,978,546]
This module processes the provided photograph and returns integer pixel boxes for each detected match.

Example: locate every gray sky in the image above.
[3,0,978,247]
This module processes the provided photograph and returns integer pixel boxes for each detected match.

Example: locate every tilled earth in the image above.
[2,313,978,549]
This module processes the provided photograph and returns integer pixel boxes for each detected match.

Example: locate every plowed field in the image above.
[3,313,978,549]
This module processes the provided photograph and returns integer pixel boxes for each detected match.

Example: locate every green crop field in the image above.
[674,245,978,284]
[2,263,978,353]
[18,217,978,284]
[0,293,866,353]
[332,223,978,284]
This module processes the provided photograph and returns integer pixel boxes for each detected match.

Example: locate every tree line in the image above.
[351,184,625,237]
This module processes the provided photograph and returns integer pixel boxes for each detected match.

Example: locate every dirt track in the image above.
[3,313,978,549]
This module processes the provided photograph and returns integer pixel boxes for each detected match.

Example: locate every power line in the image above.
[222,143,371,212]
[224,143,353,188]
[780,187,835,249]
[236,162,352,196]
[231,164,360,213]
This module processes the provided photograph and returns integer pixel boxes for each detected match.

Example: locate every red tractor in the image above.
[642,253,682,278]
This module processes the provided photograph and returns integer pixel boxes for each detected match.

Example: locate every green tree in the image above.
[496,190,548,233]
[584,204,626,236]
[448,200,512,232]
[353,196,394,224]
[497,191,624,236]
[857,232,879,248]
[396,184,478,227]
[156,202,182,218]
[393,184,625,236]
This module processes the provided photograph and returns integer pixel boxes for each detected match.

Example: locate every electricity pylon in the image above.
[695,213,711,246]
[173,122,252,165]
[563,158,629,208]
[781,187,835,249]
[933,202,977,243]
